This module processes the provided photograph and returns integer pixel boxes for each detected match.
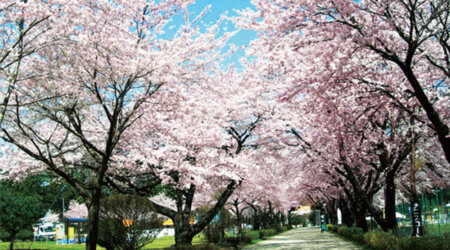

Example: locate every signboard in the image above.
[411,201,424,236]
[68,227,74,240]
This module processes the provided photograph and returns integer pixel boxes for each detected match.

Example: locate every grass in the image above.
[0,229,295,249]
[143,234,207,249]
[397,223,450,237]
[0,235,208,250]
[0,241,105,250]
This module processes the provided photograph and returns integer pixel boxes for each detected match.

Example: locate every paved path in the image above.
[243,227,365,249]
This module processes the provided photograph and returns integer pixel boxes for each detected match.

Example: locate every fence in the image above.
[395,188,449,237]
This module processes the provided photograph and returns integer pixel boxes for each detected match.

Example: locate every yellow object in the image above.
[68,227,74,240]
[162,219,173,226]
[162,218,195,226]
[122,219,133,227]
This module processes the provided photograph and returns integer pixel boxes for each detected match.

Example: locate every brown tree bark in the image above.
[86,187,101,250]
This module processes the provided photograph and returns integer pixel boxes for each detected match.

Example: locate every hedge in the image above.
[335,226,364,244]
[364,231,399,250]
[327,224,337,232]
[399,236,450,250]
[259,229,277,239]
[328,225,450,250]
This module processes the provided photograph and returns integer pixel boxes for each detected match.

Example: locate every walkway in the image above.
[243,227,365,249]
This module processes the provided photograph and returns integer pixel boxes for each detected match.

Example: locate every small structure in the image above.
[57,218,87,244]
[156,218,195,238]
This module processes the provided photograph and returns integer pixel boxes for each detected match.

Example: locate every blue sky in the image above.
[166,0,258,68]
[186,0,256,46]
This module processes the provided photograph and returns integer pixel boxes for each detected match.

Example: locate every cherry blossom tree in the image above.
[0,0,56,126]
[236,0,449,233]
[237,0,449,162]
[106,66,285,246]
[0,1,232,249]
[65,200,88,219]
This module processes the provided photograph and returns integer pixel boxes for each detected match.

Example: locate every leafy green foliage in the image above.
[163,243,219,250]
[327,224,337,232]
[259,229,277,239]
[0,182,45,249]
[1,173,79,214]
[198,207,234,244]
[329,225,450,250]
[289,214,305,226]
[243,230,260,240]
[398,236,450,250]
[335,226,364,244]
[97,194,163,250]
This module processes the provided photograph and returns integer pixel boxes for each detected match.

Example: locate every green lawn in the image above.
[143,235,207,249]
[0,241,103,250]
[0,235,207,250]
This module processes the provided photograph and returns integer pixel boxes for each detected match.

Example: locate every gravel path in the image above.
[243,227,365,249]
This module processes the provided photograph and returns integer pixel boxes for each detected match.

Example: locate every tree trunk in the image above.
[341,163,390,231]
[354,203,368,232]
[232,200,243,238]
[398,63,450,163]
[236,211,242,238]
[249,206,260,230]
[8,234,15,250]
[339,199,354,227]
[326,200,338,225]
[86,189,101,250]
[174,230,194,246]
[149,181,237,246]
[280,213,286,226]
[173,213,194,246]
[384,172,398,232]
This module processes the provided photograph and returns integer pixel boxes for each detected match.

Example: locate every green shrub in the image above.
[259,230,265,239]
[352,233,364,244]
[337,225,347,236]
[335,226,364,244]
[327,224,337,232]
[16,230,33,241]
[398,236,450,250]
[259,229,277,239]
[98,194,162,250]
[225,235,253,247]
[364,231,400,250]
[203,225,221,243]
[243,230,259,241]
[0,230,10,241]
[242,235,253,244]
[164,243,218,250]
[225,237,240,248]
[349,227,364,243]
[289,214,307,226]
